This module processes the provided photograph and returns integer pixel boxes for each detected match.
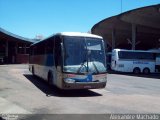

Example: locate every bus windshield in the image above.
[63,36,106,74]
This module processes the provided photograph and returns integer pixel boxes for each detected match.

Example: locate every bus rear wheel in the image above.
[143,68,150,74]
[32,66,35,76]
[48,72,53,85]
[133,67,140,74]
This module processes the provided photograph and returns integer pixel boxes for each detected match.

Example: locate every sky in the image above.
[0,0,160,39]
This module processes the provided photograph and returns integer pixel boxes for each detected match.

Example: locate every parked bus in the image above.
[29,32,107,89]
[111,49,160,74]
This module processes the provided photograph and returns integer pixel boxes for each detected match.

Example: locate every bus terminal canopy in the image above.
[0,27,33,63]
[91,4,160,51]
[0,27,33,43]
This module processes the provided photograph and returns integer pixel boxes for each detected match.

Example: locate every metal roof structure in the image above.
[91,4,160,50]
[0,27,33,64]
[0,27,33,43]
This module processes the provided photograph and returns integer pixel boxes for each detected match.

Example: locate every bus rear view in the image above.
[29,32,107,89]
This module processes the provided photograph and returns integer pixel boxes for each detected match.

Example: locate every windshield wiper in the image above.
[92,61,99,74]
[77,60,88,73]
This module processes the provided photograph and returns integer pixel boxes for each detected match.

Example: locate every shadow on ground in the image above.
[108,70,160,79]
[23,74,102,97]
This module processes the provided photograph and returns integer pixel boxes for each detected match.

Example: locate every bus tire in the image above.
[48,72,53,85]
[133,67,140,74]
[32,66,35,76]
[143,68,150,74]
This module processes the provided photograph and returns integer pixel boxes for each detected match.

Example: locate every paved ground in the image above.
[0,64,160,115]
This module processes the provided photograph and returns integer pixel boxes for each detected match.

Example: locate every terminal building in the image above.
[91,4,160,51]
[0,27,33,64]
[1,4,160,64]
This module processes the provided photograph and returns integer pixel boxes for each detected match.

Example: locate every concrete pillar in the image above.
[132,23,136,50]
[112,29,116,50]
[24,44,27,54]
[15,42,18,54]
[5,40,9,63]
[5,40,8,57]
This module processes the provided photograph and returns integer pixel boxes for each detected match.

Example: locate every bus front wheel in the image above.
[143,68,150,74]
[133,67,140,74]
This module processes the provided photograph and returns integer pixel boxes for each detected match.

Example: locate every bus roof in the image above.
[31,32,103,46]
[56,32,102,39]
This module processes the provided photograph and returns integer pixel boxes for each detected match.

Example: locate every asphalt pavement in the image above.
[0,64,160,115]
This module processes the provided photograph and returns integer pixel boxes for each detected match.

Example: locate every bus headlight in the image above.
[64,78,75,83]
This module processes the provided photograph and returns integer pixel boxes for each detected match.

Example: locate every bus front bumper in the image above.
[62,81,107,90]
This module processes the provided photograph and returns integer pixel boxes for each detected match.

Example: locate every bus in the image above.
[111,49,160,74]
[29,32,107,89]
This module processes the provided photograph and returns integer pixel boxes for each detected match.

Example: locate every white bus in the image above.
[29,32,107,89]
[111,49,160,74]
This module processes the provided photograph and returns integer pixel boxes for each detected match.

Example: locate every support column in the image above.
[14,42,18,64]
[5,40,9,63]
[15,42,18,54]
[5,40,8,57]
[24,44,27,54]
[112,29,116,50]
[132,23,136,50]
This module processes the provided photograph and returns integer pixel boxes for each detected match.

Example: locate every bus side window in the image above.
[46,38,54,54]
[55,36,62,67]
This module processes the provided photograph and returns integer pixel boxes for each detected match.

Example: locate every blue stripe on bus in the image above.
[45,54,54,66]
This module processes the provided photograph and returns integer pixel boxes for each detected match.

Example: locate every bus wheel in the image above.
[143,68,150,74]
[133,67,140,74]
[32,66,35,76]
[48,72,53,85]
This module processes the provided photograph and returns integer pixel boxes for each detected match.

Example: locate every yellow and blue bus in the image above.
[29,32,107,89]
